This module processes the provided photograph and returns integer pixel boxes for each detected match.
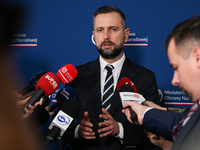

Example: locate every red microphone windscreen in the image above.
[117,77,137,93]
[36,72,60,96]
[57,64,78,84]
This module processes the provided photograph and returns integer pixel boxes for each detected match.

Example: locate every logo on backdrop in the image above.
[161,89,194,108]
[10,33,38,47]
[91,31,148,46]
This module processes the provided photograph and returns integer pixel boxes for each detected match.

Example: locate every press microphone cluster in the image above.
[22,64,78,110]
[24,85,77,131]
[117,77,146,125]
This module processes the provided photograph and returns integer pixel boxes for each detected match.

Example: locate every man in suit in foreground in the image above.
[122,15,200,150]
[62,5,161,150]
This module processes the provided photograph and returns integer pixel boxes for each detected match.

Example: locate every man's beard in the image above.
[96,41,124,59]
[178,85,193,100]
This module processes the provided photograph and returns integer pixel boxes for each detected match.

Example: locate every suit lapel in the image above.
[84,59,103,114]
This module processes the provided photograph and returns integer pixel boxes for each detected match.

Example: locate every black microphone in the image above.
[43,98,80,149]
[18,71,47,96]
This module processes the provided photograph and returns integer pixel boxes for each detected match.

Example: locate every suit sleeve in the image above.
[143,109,189,141]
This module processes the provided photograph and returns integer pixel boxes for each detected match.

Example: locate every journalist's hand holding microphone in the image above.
[15,91,38,119]
[122,101,148,125]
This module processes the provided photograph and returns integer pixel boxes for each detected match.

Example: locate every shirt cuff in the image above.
[116,122,124,144]
[74,124,81,139]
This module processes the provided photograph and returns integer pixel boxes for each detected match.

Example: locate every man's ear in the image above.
[92,31,95,38]
[124,28,130,43]
[192,47,200,68]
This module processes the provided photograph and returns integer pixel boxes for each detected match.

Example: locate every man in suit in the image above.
[122,15,200,150]
[62,5,161,150]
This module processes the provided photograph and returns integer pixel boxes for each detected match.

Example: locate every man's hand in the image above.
[45,105,54,116]
[147,132,173,150]
[16,93,38,120]
[78,111,95,139]
[98,108,119,138]
[122,101,149,125]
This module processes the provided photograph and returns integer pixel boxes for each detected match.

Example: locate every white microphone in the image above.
[43,98,80,149]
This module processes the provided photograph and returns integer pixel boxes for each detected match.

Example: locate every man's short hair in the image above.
[165,15,200,57]
[93,5,126,30]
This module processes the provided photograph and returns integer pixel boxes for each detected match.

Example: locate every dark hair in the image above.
[165,15,200,54]
[93,5,126,29]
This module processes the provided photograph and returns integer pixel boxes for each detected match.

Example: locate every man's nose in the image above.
[103,30,110,40]
[171,71,179,86]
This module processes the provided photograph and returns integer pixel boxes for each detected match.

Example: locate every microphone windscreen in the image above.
[57,64,78,84]
[119,84,134,92]
[29,71,47,90]
[60,98,80,118]
[55,86,76,104]
[36,72,60,96]
[117,77,137,93]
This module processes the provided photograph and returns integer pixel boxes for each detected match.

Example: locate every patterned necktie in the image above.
[102,64,114,111]
[172,100,200,141]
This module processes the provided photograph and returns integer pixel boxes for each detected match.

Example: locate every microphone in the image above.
[49,86,77,112]
[116,77,137,93]
[18,71,47,95]
[43,98,80,149]
[23,72,60,110]
[119,84,139,125]
[57,64,78,84]
[117,77,146,125]
[41,96,51,108]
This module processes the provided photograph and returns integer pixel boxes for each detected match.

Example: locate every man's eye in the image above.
[173,67,178,70]
[111,28,116,31]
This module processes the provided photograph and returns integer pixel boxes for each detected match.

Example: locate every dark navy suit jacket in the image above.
[62,56,160,150]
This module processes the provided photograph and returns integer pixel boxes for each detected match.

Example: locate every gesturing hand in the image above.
[98,108,119,138]
[78,111,95,139]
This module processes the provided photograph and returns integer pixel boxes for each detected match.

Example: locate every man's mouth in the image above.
[102,43,112,49]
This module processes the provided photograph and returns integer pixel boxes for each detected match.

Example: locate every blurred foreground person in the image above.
[0,1,39,149]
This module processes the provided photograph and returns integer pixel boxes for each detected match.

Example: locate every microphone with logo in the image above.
[117,77,146,125]
[43,98,80,149]
[49,86,77,112]
[18,70,47,96]
[23,72,60,111]
[57,64,78,84]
